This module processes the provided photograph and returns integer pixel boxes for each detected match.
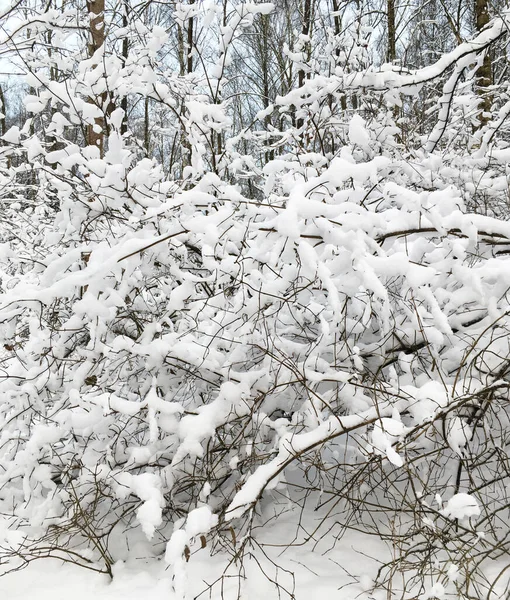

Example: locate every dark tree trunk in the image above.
[474,0,492,127]
[0,84,6,138]
[187,0,195,75]
[387,0,396,62]
[121,0,129,136]
[332,0,346,111]
[86,0,105,155]
[296,0,313,132]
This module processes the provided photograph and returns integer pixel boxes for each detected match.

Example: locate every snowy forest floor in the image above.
[1,505,509,600]
[0,507,387,600]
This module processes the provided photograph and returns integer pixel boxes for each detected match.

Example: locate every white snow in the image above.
[441,493,481,520]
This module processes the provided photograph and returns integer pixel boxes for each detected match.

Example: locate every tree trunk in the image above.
[387,0,396,62]
[0,84,7,139]
[180,0,195,173]
[177,23,185,76]
[296,0,313,132]
[120,0,128,136]
[144,96,150,156]
[332,0,346,111]
[298,0,312,89]
[260,14,274,162]
[187,0,195,75]
[474,0,492,127]
[0,84,8,169]
[86,0,105,155]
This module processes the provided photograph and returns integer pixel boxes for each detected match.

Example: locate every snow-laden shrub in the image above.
[1,3,510,599]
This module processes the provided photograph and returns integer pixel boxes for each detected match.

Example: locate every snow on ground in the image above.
[0,561,170,600]
[2,502,508,599]
[0,510,384,600]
